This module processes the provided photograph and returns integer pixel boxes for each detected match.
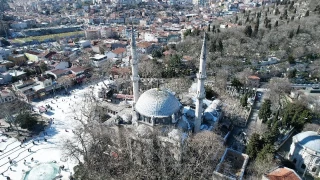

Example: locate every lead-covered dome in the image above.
[294,131,320,153]
[135,88,181,117]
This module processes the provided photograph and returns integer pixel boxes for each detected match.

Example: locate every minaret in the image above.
[194,33,207,133]
[131,27,139,103]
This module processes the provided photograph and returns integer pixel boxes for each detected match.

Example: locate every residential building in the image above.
[247,75,260,87]
[0,89,16,104]
[90,54,109,67]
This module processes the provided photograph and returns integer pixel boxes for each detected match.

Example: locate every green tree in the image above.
[152,49,162,58]
[231,78,243,92]
[246,133,263,159]
[218,40,223,54]
[287,55,295,64]
[39,62,48,73]
[191,28,201,36]
[244,25,253,37]
[183,29,192,37]
[275,7,280,15]
[281,102,312,131]
[209,40,216,52]
[288,30,294,38]
[240,93,248,107]
[305,10,310,17]
[289,1,294,10]
[256,144,275,161]
[15,110,38,130]
[259,99,272,123]
[287,68,297,78]
[296,25,300,34]
[212,25,215,32]
[205,86,217,99]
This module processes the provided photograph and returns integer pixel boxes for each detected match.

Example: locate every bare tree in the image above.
[162,78,192,95]
[236,68,254,87]
[246,154,278,179]
[265,77,291,109]
[138,60,162,78]
[56,75,73,92]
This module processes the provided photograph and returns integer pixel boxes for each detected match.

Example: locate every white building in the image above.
[90,54,108,67]
[288,131,320,177]
[144,33,158,42]
[0,89,16,104]
[78,40,91,48]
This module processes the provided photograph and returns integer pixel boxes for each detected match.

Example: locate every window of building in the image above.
[312,167,317,172]
[301,164,306,169]
[293,158,297,164]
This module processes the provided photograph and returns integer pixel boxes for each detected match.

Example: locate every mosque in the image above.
[128,28,222,134]
[288,131,320,177]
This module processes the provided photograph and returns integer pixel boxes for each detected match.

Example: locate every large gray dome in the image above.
[294,131,320,153]
[135,88,181,118]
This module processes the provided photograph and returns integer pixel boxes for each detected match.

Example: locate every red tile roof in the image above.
[248,75,260,80]
[267,167,301,180]
[137,42,152,48]
[70,67,86,73]
[112,48,126,54]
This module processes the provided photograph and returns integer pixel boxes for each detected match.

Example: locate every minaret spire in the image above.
[194,33,207,133]
[131,26,139,103]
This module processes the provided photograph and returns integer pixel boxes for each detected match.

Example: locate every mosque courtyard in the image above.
[0,79,114,180]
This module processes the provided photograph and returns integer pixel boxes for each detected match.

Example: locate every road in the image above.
[244,91,264,137]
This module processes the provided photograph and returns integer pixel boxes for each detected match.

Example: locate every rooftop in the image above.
[266,167,301,180]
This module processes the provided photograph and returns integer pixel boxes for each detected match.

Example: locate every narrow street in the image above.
[244,92,264,138]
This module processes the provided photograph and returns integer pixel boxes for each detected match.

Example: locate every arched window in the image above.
[293,158,297,164]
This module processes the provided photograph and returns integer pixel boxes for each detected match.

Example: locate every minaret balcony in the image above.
[196,73,207,80]
[196,91,205,99]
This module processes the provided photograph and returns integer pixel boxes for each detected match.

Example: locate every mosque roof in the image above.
[135,88,181,118]
[293,131,320,153]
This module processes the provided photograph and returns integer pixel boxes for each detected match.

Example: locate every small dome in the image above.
[294,131,320,153]
[135,88,181,117]
[136,124,153,138]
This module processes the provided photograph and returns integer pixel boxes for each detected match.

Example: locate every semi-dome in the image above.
[294,131,320,153]
[135,88,181,117]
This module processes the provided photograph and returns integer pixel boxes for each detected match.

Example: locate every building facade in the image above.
[288,131,320,177]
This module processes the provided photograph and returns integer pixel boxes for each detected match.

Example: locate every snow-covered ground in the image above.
[0,80,113,180]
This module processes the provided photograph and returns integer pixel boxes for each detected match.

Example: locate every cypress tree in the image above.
[305,10,309,17]
[296,25,300,34]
